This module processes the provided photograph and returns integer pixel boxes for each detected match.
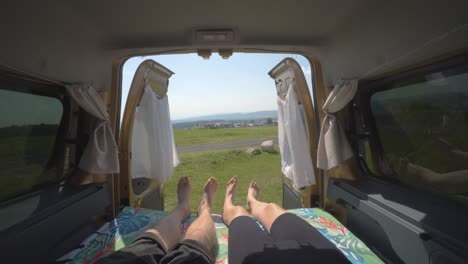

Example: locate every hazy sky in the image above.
[122,53,312,120]
[0,89,63,127]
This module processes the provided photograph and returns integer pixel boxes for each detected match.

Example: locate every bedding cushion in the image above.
[58,207,382,264]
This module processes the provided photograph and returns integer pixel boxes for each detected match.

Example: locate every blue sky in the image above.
[122,53,312,120]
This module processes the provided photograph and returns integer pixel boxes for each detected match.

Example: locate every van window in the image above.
[0,88,64,201]
[370,69,468,196]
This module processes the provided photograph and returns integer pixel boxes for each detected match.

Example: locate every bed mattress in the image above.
[58,207,382,264]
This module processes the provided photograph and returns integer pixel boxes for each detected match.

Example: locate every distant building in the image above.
[195,118,278,129]
[204,122,234,129]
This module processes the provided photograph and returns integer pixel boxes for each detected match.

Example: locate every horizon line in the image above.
[172,109,277,121]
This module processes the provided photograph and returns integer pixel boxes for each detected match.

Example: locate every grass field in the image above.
[163,149,282,214]
[173,126,277,147]
[0,135,58,201]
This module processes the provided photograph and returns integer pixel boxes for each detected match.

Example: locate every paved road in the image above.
[177,137,279,153]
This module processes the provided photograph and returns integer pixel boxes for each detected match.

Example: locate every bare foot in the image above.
[225,176,238,204]
[198,177,217,215]
[223,176,250,225]
[247,181,260,208]
[177,176,191,218]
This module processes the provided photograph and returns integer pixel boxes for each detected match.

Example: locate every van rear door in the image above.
[269,58,320,208]
[119,59,174,210]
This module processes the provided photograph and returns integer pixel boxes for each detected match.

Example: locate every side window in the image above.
[369,68,468,197]
[0,87,65,201]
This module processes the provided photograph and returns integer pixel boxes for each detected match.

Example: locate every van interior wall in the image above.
[0,1,110,91]
[320,0,468,86]
[1,1,467,93]
[2,1,466,211]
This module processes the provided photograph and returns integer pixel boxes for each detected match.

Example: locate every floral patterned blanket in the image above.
[58,207,382,264]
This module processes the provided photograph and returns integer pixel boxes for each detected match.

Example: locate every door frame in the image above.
[112,50,323,210]
[118,59,174,209]
[268,57,320,208]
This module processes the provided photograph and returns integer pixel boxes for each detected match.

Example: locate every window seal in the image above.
[0,73,71,203]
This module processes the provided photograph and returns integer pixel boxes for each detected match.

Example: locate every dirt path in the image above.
[177,137,278,153]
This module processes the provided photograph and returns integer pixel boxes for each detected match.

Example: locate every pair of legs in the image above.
[222,176,349,264]
[148,176,217,253]
[96,176,218,264]
[222,176,286,231]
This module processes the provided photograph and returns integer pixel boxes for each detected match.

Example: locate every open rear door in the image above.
[269,58,320,208]
[119,60,174,210]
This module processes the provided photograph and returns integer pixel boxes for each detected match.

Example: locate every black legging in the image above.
[228,213,349,264]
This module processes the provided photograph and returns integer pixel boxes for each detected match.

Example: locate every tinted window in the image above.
[0,89,63,201]
[371,71,468,197]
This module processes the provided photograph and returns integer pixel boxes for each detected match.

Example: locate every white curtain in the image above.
[277,84,316,188]
[317,80,358,170]
[66,84,119,174]
[131,84,180,183]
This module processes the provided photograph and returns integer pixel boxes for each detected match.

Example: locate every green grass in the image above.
[0,136,58,201]
[163,148,282,214]
[173,126,277,147]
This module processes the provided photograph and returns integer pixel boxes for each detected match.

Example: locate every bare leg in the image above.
[247,181,287,233]
[144,176,191,251]
[184,177,218,254]
[222,176,250,226]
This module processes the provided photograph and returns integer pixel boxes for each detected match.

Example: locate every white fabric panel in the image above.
[131,85,180,183]
[317,80,358,170]
[66,84,119,174]
[277,85,315,188]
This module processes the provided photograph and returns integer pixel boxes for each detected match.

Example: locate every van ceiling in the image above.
[1,0,467,90]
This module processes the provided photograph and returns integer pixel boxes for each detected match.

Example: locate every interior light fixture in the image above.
[197,49,212,60]
[196,29,235,43]
[219,49,233,59]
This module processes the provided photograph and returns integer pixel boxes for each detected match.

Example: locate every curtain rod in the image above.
[0,63,66,87]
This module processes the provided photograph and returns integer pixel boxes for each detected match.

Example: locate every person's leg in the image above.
[223,176,273,264]
[95,177,192,264]
[222,176,250,225]
[143,176,192,251]
[183,177,218,252]
[161,177,219,264]
[247,181,287,233]
[247,180,338,241]
[247,181,349,264]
